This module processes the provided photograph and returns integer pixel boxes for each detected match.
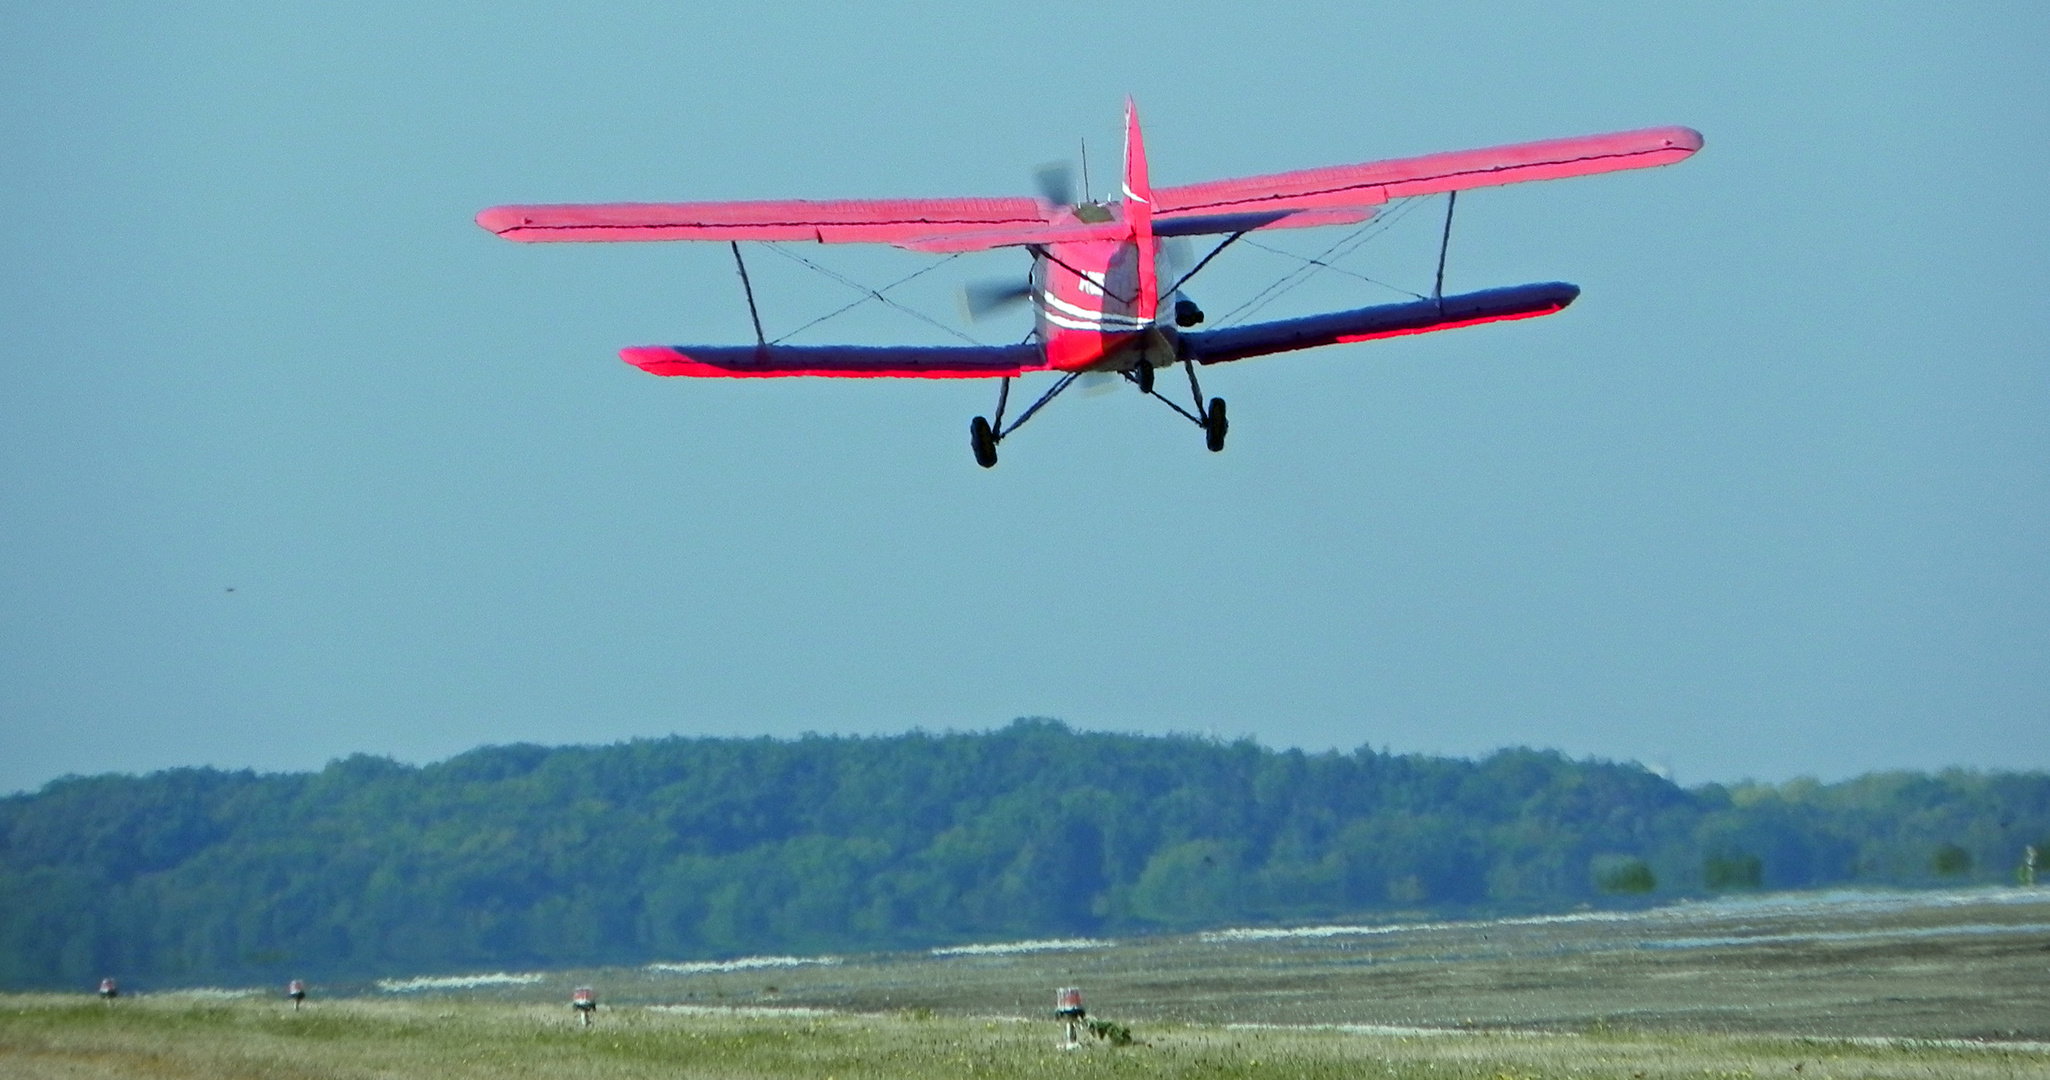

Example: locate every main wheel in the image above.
[1204,397,1228,452]
[970,416,999,468]
[1136,361,1155,394]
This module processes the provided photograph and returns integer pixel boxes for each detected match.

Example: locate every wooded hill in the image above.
[2,720,2044,989]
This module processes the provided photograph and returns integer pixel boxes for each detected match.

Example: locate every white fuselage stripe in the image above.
[1042,309,1146,332]
[1039,290,1146,327]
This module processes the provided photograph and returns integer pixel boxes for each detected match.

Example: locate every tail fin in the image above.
[1122,98,1156,319]
[1121,97,1151,210]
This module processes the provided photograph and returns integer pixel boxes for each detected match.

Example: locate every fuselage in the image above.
[1031,98,1171,375]
[1032,211,1185,374]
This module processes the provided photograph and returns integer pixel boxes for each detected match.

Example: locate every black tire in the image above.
[1136,362,1155,394]
[1204,397,1228,452]
[970,416,998,468]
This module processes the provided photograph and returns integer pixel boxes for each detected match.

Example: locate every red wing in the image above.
[1180,282,1580,366]
[621,342,1044,379]
[477,197,1048,245]
[1154,126,1702,218]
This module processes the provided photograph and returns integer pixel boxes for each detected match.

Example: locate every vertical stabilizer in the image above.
[1122,98,1157,320]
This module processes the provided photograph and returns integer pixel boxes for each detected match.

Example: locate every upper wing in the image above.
[477,197,1048,245]
[1180,282,1581,366]
[481,127,1697,247]
[621,342,1044,379]
[1154,126,1702,219]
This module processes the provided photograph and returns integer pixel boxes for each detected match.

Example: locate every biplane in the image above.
[477,102,1700,466]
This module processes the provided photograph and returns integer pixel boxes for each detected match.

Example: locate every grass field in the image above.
[4,996,2045,1080]
[6,888,2046,1078]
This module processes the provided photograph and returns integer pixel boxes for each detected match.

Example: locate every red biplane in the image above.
[478,102,1699,466]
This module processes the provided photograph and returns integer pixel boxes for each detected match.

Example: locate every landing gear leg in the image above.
[1183,358,1229,454]
[967,373,1081,469]
[970,377,1009,468]
[1131,355,1232,454]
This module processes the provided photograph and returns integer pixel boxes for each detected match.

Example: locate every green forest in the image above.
[2,720,2045,990]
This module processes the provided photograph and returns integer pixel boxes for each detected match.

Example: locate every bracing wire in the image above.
[1217,197,1426,325]
[760,246,980,345]
[1239,238,1425,301]
[1214,197,1430,327]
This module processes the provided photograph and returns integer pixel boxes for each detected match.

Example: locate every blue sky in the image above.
[2,3,2045,793]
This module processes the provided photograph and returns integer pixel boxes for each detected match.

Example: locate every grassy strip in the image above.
[1,995,2042,1080]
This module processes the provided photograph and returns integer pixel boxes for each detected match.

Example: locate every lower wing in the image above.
[1180,282,1581,366]
[621,342,1044,379]
[621,285,1577,376]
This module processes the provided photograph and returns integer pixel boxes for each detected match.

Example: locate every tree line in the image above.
[1,719,2044,989]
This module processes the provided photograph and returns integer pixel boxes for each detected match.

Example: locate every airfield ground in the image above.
[4,888,2046,1078]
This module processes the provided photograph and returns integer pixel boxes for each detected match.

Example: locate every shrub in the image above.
[1592,856,1656,895]
[1703,851,1762,891]
[1087,1018,1134,1046]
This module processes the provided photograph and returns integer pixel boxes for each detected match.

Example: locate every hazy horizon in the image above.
[4,4,2045,795]
[9,718,2041,799]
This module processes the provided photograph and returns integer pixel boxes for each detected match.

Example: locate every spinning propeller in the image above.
[1034,161,1077,209]
[959,161,1081,323]
[960,277,1034,321]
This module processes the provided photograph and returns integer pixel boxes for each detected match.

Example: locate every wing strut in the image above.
[1432,191,1456,309]
[1164,230,1250,298]
[730,241,767,347]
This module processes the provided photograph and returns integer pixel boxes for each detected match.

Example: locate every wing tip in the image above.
[621,345,709,376]
[475,205,528,237]
[1658,125,1706,155]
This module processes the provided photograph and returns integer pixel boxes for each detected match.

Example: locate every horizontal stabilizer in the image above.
[893,219,1128,253]
[621,342,1044,379]
[1152,207,1374,237]
[895,206,1378,250]
[1181,282,1581,366]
